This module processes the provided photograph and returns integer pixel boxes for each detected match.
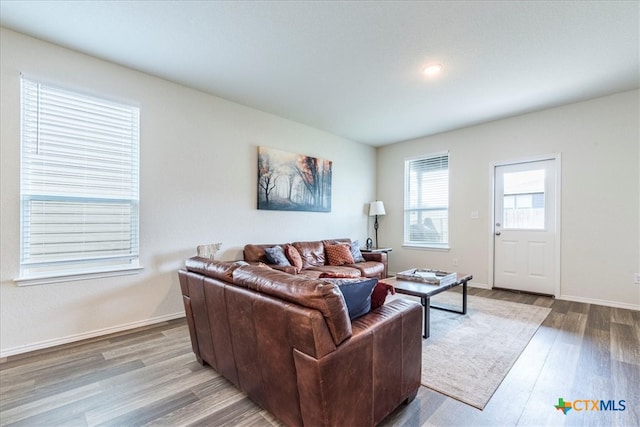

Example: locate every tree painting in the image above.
[258,146,332,212]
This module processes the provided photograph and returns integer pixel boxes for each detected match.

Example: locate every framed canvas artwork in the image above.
[258,146,332,212]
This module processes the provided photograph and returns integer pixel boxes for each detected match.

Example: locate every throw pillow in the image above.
[323,278,378,320]
[325,243,355,266]
[370,281,395,309]
[284,244,303,273]
[349,240,366,263]
[264,246,291,266]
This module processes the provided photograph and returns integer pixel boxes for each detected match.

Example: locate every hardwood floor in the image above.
[1,288,638,426]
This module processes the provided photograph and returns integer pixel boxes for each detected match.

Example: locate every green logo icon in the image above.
[555,398,572,415]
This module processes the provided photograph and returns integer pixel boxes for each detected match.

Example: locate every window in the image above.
[502,169,545,229]
[19,78,140,282]
[404,153,449,248]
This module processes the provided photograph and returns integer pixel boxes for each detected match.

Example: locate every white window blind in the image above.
[404,153,449,248]
[20,78,140,279]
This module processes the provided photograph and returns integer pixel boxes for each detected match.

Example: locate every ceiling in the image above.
[1,1,638,146]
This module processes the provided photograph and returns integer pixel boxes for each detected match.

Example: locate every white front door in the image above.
[493,159,558,295]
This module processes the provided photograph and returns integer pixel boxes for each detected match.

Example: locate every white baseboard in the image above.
[557,294,640,311]
[0,312,186,359]
[468,282,491,290]
[467,282,638,311]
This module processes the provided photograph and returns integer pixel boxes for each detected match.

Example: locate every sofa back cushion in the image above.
[322,238,352,246]
[233,265,352,345]
[243,244,282,263]
[292,240,326,268]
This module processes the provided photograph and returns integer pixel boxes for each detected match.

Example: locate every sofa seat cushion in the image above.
[346,261,384,278]
[306,265,362,277]
[295,270,325,280]
[319,270,361,279]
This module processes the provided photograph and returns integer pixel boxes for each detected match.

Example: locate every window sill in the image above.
[402,244,450,252]
[14,266,144,286]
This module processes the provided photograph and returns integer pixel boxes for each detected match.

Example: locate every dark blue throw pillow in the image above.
[264,246,291,266]
[332,278,378,320]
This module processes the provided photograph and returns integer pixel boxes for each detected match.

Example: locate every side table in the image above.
[360,247,393,253]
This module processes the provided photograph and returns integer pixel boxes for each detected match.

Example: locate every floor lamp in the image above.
[369,201,386,249]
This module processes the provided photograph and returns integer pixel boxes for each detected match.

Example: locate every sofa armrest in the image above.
[361,251,388,278]
[361,252,383,262]
[293,298,422,426]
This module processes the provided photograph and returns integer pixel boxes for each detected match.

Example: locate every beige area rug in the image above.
[413,291,551,410]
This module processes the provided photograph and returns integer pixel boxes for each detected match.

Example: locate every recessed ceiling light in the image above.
[423,64,443,76]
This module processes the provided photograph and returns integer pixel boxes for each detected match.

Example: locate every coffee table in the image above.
[382,273,473,338]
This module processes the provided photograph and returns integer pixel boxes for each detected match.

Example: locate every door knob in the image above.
[495,231,501,236]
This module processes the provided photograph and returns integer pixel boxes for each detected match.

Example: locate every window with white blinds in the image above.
[404,153,449,248]
[19,78,140,280]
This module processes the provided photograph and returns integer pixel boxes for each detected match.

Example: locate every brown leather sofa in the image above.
[179,257,422,427]
[244,238,388,278]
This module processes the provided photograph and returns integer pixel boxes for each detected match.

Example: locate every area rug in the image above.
[415,291,551,410]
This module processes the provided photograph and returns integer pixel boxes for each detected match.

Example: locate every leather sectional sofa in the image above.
[179,257,422,426]
[244,238,388,278]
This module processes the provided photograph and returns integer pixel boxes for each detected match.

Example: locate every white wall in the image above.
[0,28,377,357]
[2,28,637,357]
[378,90,640,309]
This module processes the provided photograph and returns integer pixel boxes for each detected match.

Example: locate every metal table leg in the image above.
[421,296,430,339]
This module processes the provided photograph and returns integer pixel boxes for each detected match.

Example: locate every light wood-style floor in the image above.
[1,288,638,426]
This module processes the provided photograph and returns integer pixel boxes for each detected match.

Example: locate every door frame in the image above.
[488,153,562,297]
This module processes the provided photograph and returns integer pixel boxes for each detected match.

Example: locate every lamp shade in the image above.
[369,201,386,216]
